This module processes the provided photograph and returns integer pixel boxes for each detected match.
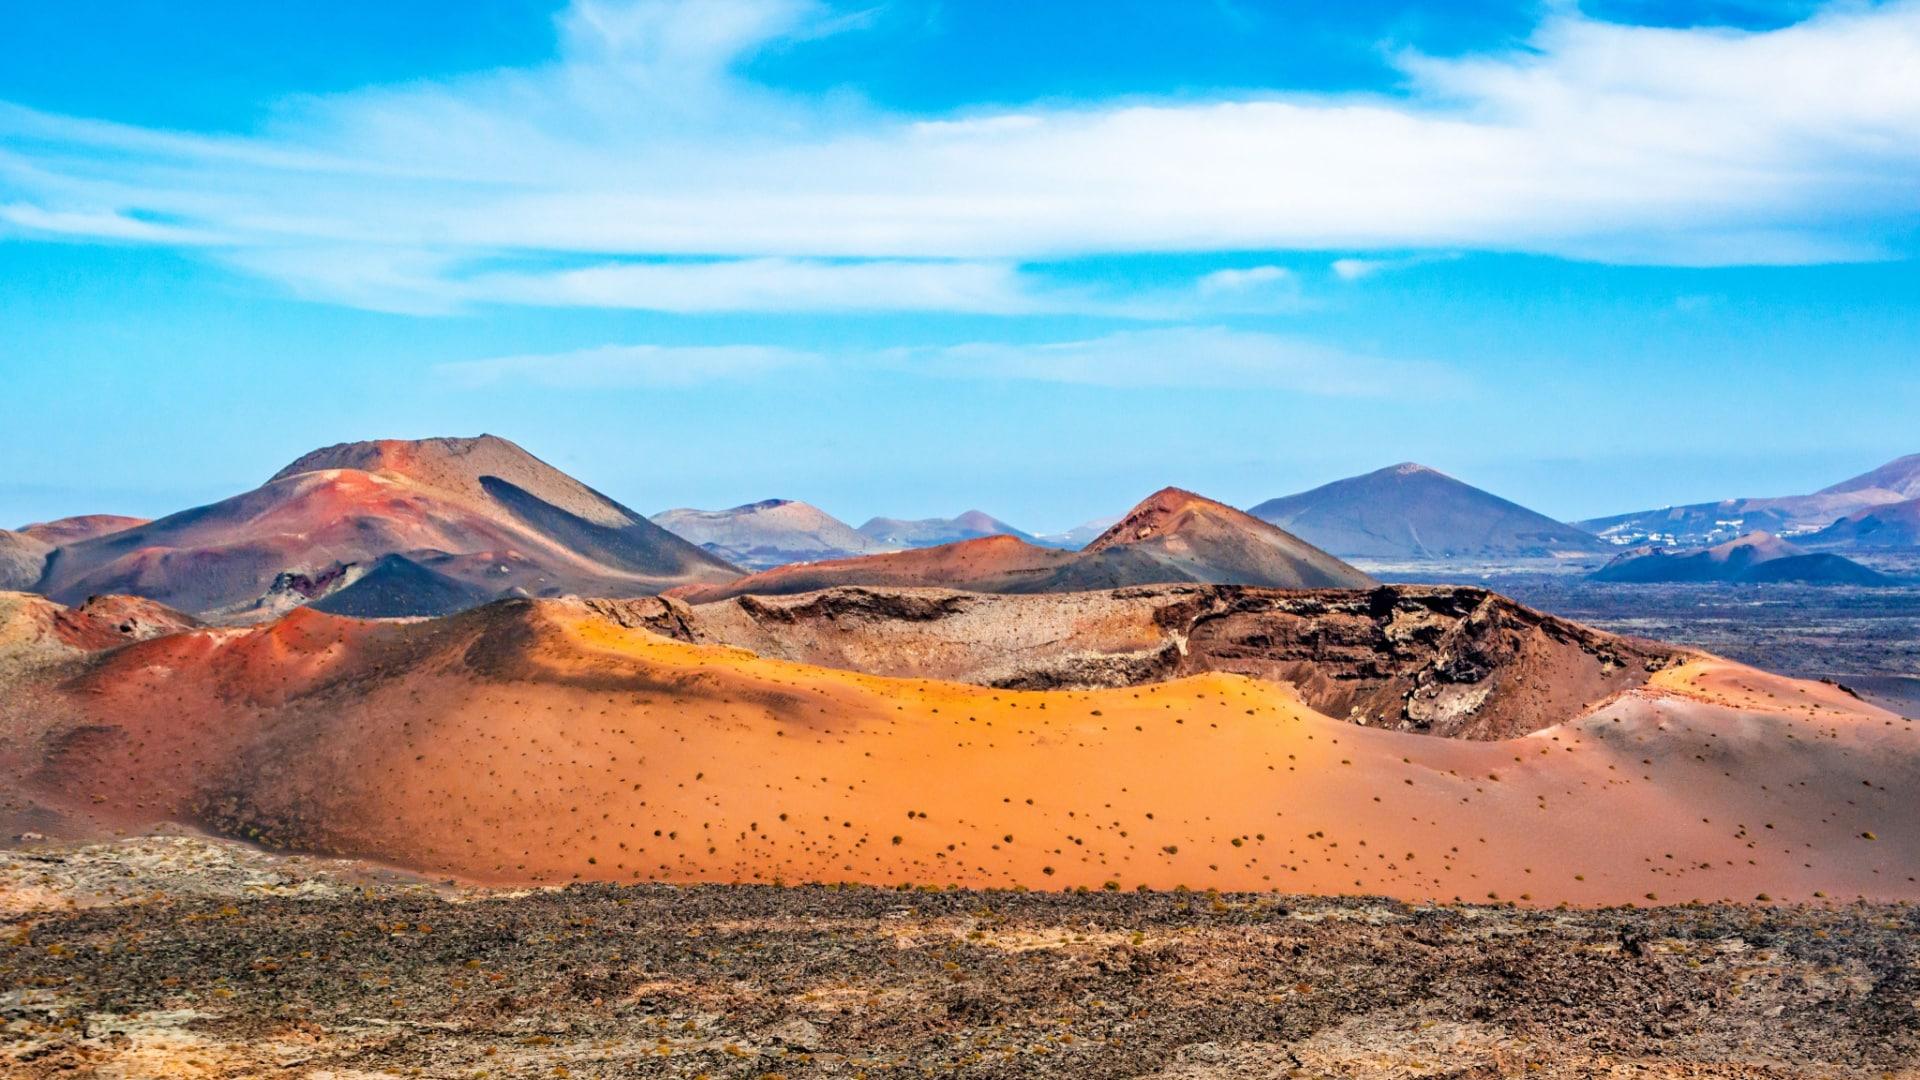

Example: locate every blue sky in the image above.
[3,0,1917,532]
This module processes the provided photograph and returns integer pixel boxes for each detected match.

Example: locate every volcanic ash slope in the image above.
[35,434,738,617]
[13,596,1917,907]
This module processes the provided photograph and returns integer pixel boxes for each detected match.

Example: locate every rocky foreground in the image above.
[3,837,1916,1079]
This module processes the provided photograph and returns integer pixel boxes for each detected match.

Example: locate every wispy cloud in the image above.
[1197,265,1295,295]
[440,343,813,387]
[227,249,1060,316]
[1329,254,1458,281]
[4,0,1918,314]
[0,203,223,245]
[436,327,1460,396]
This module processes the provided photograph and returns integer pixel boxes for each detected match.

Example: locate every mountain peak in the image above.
[1818,452,1920,499]
[1074,488,1374,589]
[265,434,641,528]
[38,435,736,615]
[650,499,883,570]
[270,434,519,484]
[1084,488,1220,550]
[854,509,1033,549]
[1250,463,1605,560]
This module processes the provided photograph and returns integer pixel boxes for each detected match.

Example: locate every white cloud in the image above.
[1331,258,1385,281]
[459,258,1047,314]
[0,203,222,245]
[438,327,1460,397]
[2,0,1918,313]
[1329,253,1458,281]
[1197,265,1295,294]
[227,249,1059,315]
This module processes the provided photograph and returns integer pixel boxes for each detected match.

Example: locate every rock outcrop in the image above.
[610,583,1680,739]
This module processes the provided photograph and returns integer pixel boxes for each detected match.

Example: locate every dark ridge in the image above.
[479,474,740,579]
[310,554,499,618]
[1736,553,1893,586]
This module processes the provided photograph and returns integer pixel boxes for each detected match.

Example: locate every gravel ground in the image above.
[2,839,1917,1078]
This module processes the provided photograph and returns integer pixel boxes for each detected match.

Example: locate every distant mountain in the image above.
[1809,497,1920,549]
[0,530,52,591]
[1736,554,1893,585]
[856,510,1033,549]
[1816,453,1920,501]
[17,514,148,546]
[673,487,1374,603]
[1580,453,1920,548]
[1077,487,1375,589]
[1249,463,1607,560]
[650,499,891,570]
[36,435,738,617]
[4,515,147,592]
[668,534,1070,602]
[1034,515,1120,550]
[1592,532,1890,585]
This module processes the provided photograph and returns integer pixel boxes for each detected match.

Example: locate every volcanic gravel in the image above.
[5,859,1918,1078]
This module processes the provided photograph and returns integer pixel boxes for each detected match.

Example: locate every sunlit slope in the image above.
[26,599,1918,905]
[36,435,738,616]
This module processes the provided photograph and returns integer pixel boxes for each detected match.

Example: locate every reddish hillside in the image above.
[671,534,1072,602]
[6,596,1914,906]
[269,437,633,526]
[16,514,148,546]
[36,435,737,618]
[0,591,196,669]
[1081,487,1374,588]
[677,488,1371,602]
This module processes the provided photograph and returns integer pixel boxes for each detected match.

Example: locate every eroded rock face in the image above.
[596,584,1683,739]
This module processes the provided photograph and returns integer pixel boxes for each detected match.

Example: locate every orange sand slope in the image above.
[23,598,1919,906]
